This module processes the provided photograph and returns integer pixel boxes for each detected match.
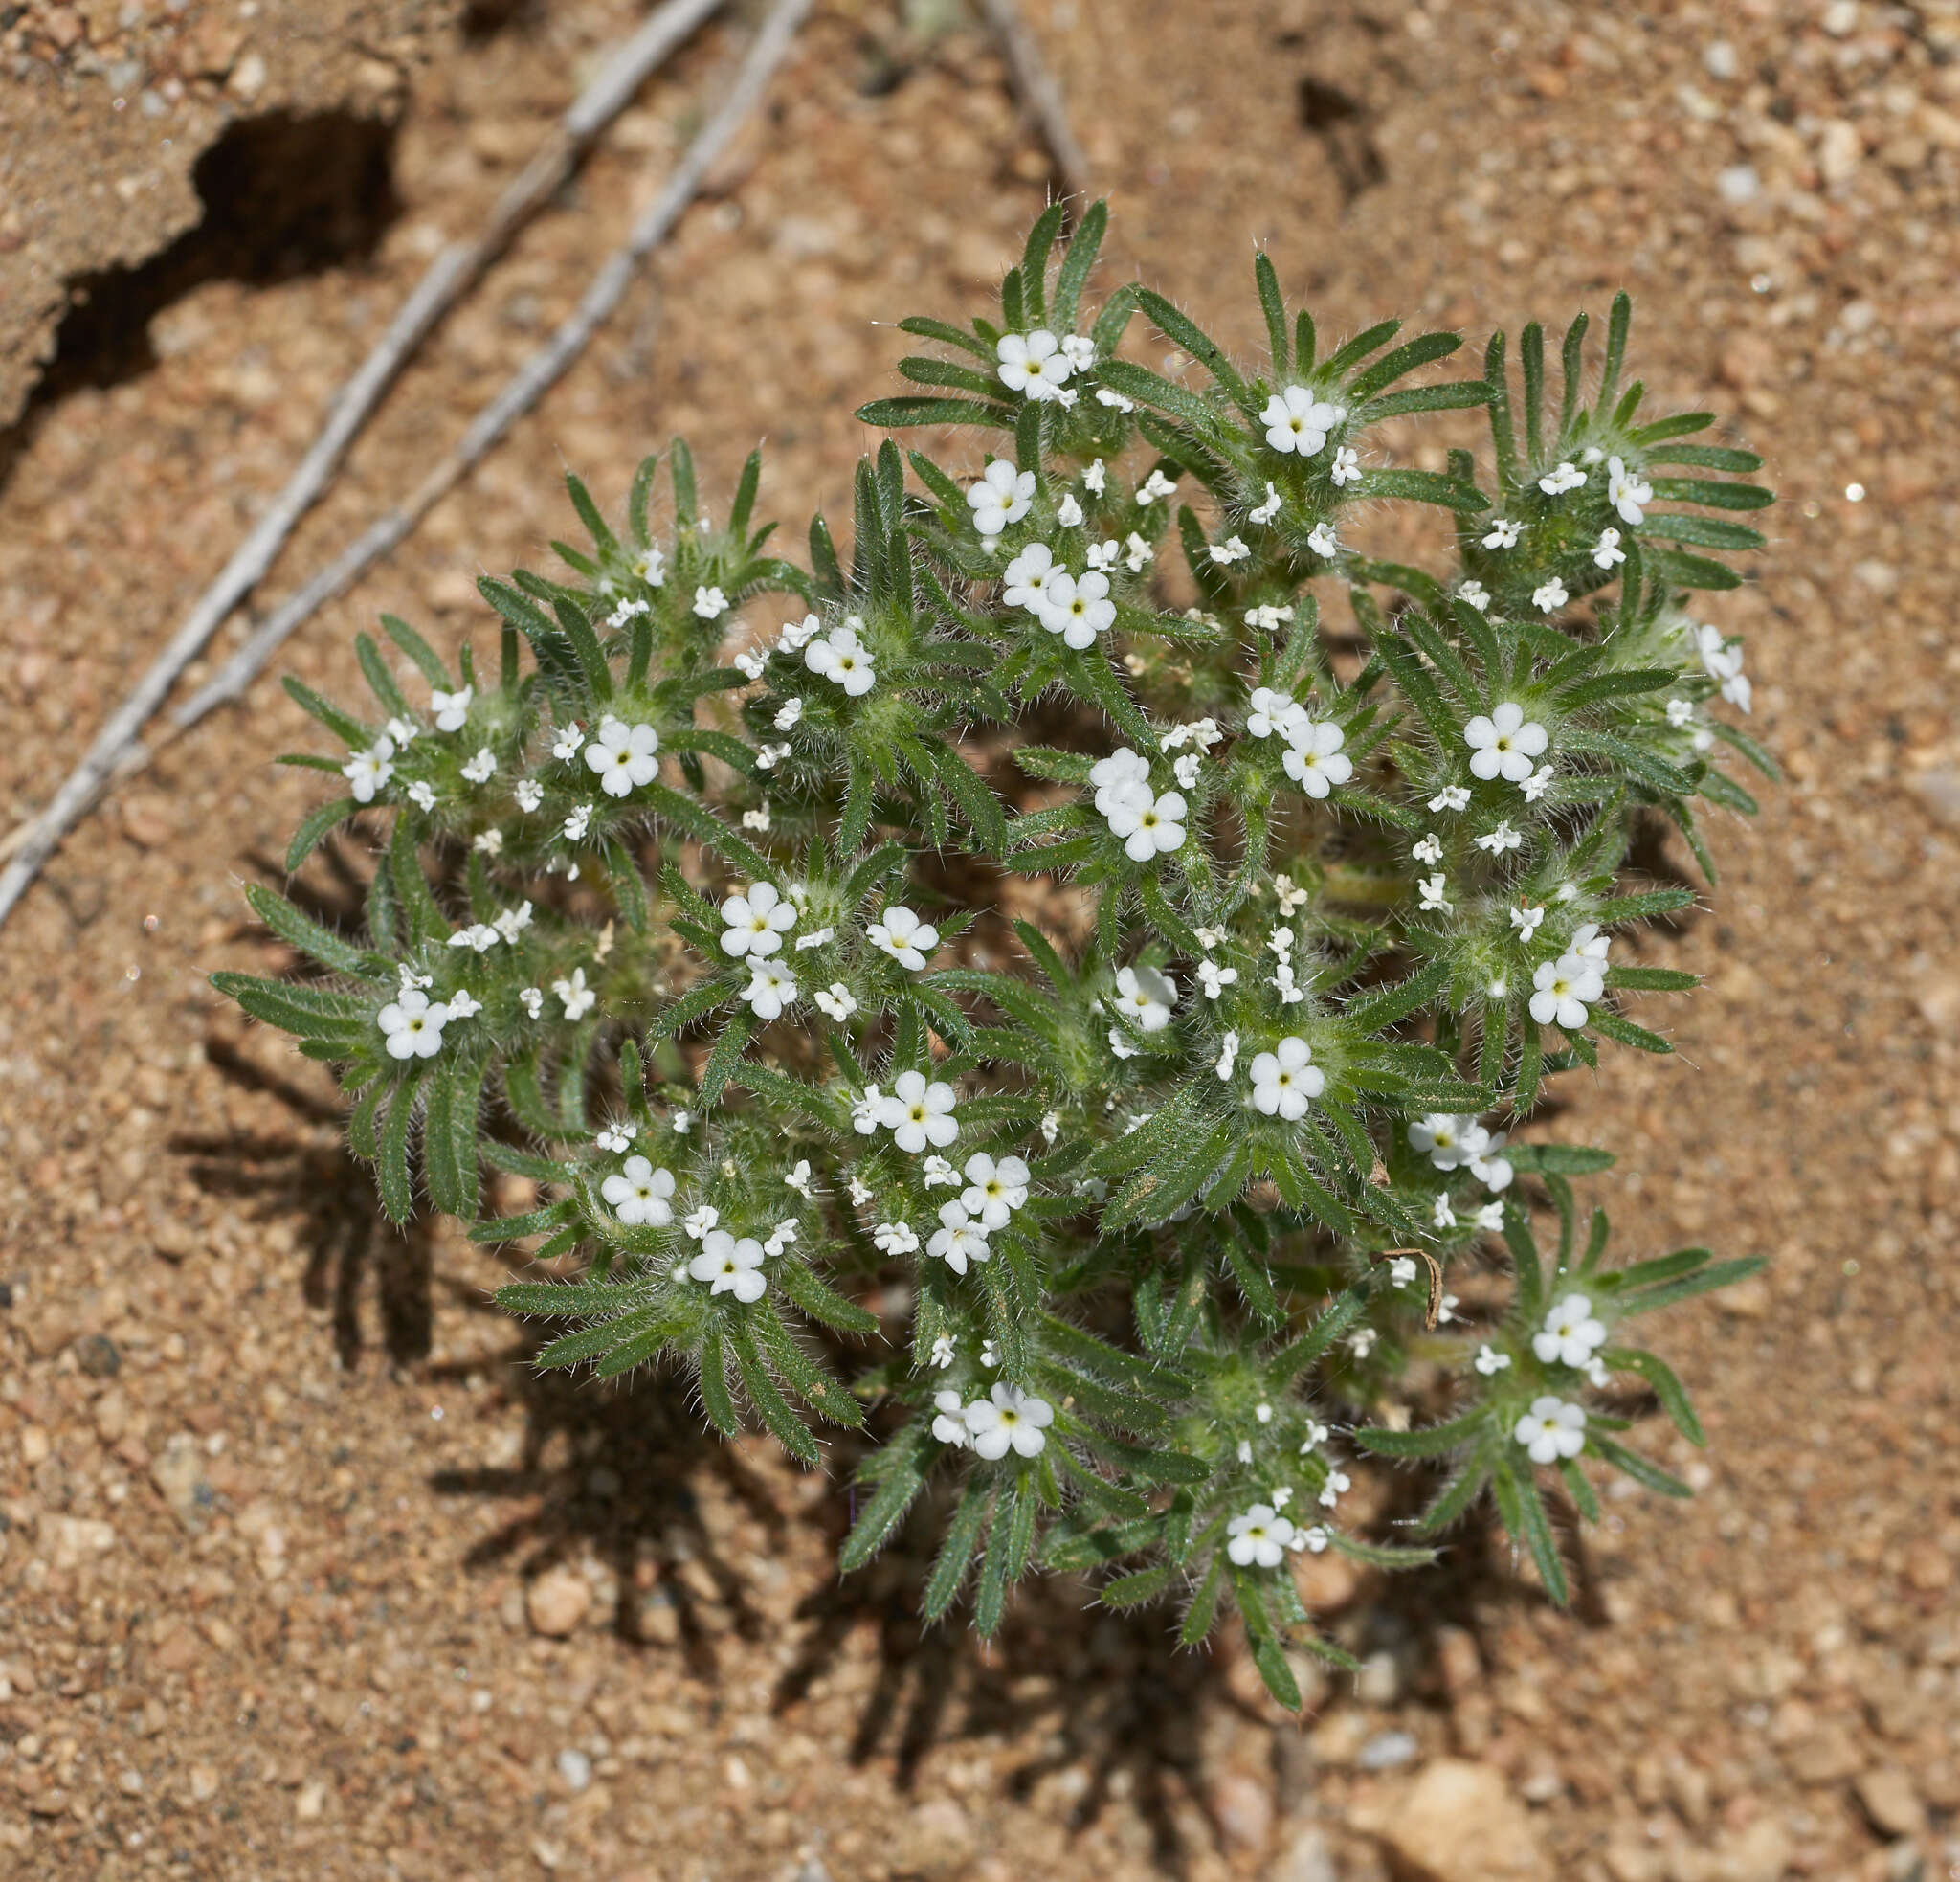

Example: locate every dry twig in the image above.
[975,0,1092,206]
[0,0,731,922]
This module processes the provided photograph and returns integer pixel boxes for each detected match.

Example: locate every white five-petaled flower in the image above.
[1481,518,1523,549]
[595,1123,634,1154]
[1260,385,1346,457]
[961,1153,1030,1229]
[1249,482,1281,524]
[1538,459,1586,496]
[1509,902,1547,944]
[1209,534,1251,566]
[1476,820,1524,855]
[693,585,727,620]
[967,460,1036,538]
[1246,686,1304,742]
[1409,1114,1487,1171]
[1319,1468,1350,1509]
[344,737,395,803]
[1417,875,1451,912]
[1694,622,1751,711]
[552,968,596,1021]
[689,1230,766,1303]
[1606,455,1652,526]
[805,622,876,696]
[1002,542,1059,613]
[1281,719,1353,799]
[1666,697,1696,728]
[851,1086,884,1135]
[880,1070,959,1153]
[1529,952,1604,1031]
[1534,1293,1609,1369]
[1083,459,1107,494]
[631,545,665,588]
[1057,493,1084,527]
[1592,527,1626,569]
[719,882,796,959]
[964,1383,1053,1460]
[1060,333,1097,371]
[932,1390,970,1447]
[925,1199,991,1274]
[601,1156,675,1227]
[1532,577,1570,615]
[1521,764,1556,803]
[1329,445,1362,487]
[514,778,545,813]
[813,983,858,1021]
[406,780,437,812]
[585,716,660,797]
[460,746,498,785]
[1101,776,1188,863]
[1138,469,1179,504]
[1457,579,1491,610]
[1465,702,1549,782]
[873,1221,919,1256]
[1514,1395,1587,1464]
[431,684,473,731]
[377,989,448,1059]
[1249,1037,1325,1119]
[551,722,584,761]
[1429,784,1471,813]
[1226,1503,1299,1568]
[1196,958,1237,1000]
[995,329,1076,401]
[1037,570,1116,649]
[683,1204,719,1241]
[784,1160,814,1199]
[1474,1343,1512,1376]
[1306,521,1341,559]
[868,905,939,971]
[1113,964,1177,1035]
[1214,1030,1240,1080]
[1414,833,1443,866]
[742,957,798,1021]
[922,1154,961,1188]
[519,986,544,1019]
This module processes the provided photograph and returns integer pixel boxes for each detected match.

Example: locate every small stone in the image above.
[120,795,174,849]
[1716,165,1760,206]
[72,1333,121,1378]
[1271,1826,1339,1882]
[1703,40,1738,80]
[294,1780,326,1821]
[1714,1277,1770,1319]
[1435,1625,1481,1696]
[188,1765,219,1804]
[152,1624,199,1673]
[1854,1768,1925,1840]
[150,1434,212,1531]
[1356,1648,1401,1706]
[1903,1538,1952,1592]
[525,1566,590,1638]
[1787,1724,1864,1785]
[1355,1759,1551,1881]
[1358,1731,1420,1771]
[1710,1818,1792,1882]
[556,1748,592,1793]
[47,1514,115,1572]
[1210,1769,1273,1850]
[116,1768,144,1796]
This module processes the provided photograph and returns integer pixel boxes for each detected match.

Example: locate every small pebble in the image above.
[555,1749,592,1793]
[1357,1731,1419,1771]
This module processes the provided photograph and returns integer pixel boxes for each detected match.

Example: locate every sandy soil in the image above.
[0,2,1957,1879]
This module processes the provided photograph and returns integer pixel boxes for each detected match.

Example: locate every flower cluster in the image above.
[223,204,1773,1702]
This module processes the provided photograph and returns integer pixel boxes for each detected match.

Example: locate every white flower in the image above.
[1002,542,1059,613]
[1209,534,1251,566]
[519,986,544,1019]
[995,329,1075,401]
[1214,1030,1240,1080]
[406,780,436,812]
[472,829,504,858]
[961,1153,1030,1229]
[925,1200,991,1274]
[551,723,584,761]
[1137,469,1179,504]
[1457,580,1490,610]
[1538,459,1586,496]
[683,1205,719,1241]
[742,957,798,1021]
[781,613,823,654]
[968,460,1036,538]
[431,685,473,731]
[1245,602,1293,632]
[1666,697,1695,728]
[1475,820,1523,855]
[1083,458,1107,494]
[1409,1114,1487,1172]
[344,736,395,803]
[584,717,659,797]
[929,1336,957,1373]
[1529,953,1604,1031]
[1533,1293,1608,1369]
[449,923,498,954]
[689,1230,766,1303]
[719,882,796,959]
[1120,531,1152,573]
[1260,386,1346,457]
[562,804,593,844]
[1569,921,1611,964]
[1249,482,1282,524]
[1389,1256,1418,1286]
[460,746,498,785]
[1037,570,1117,650]
[1086,538,1119,572]
[931,1389,970,1447]
[1113,964,1177,1035]
[813,983,858,1022]
[595,1123,634,1154]
[1417,875,1451,912]
[868,905,940,971]
[513,777,545,814]
[1509,903,1547,944]
[921,1154,960,1189]
[765,1218,799,1259]
[733,649,767,682]
[846,1176,873,1208]
[745,805,770,832]
[693,585,727,620]
[1481,518,1523,549]
[553,968,596,1020]
[606,597,651,631]
[964,1383,1053,1460]
[1413,833,1443,866]
[1097,388,1135,413]
[1520,764,1556,803]
[873,1220,919,1257]
[1281,720,1352,798]
[805,623,876,696]
[1532,577,1569,615]
[670,1109,693,1134]
[445,989,483,1019]
[1514,1395,1587,1464]
[1102,783,1188,863]
[1464,702,1549,782]
[631,544,665,588]
[1433,1194,1459,1229]
[1473,1199,1506,1231]
[1297,1526,1329,1554]
[1246,686,1303,742]
[1592,527,1627,570]
[1695,623,1751,711]
[979,1340,1000,1368]
[1249,1037,1325,1119]
[1348,1326,1378,1359]
[1226,1503,1298,1568]
[1474,1344,1512,1377]
[1172,751,1201,790]
[1329,445,1362,487]
[1429,785,1471,813]
[1306,521,1341,558]
[784,1160,814,1199]
[1060,334,1098,371]
[385,715,418,747]
[1319,1468,1350,1509]
[1056,493,1085,527]
[881,1070,959,1153]
[377,989,448,1059]
[1606,455,1651,526]
[601,1156,675,1227]
[1197,959,1238,1003]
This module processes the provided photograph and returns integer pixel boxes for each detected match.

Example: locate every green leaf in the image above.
[856,396,1013,432]
[923,1478,991,1624]
[1356,1407,1486,1459]
[377,1070,420,1224]
[1592,1435,1692,1498]
[1603,1348,1704,1445]
[772,1262,879,1336]
[838,1427,933,1572]
[1352,468,1488,513]
[1101,1565,1175,1609]
[699,1330,741,1438]
[284,795,361,873]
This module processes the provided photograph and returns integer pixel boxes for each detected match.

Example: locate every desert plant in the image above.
[218,204,1773,1702]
